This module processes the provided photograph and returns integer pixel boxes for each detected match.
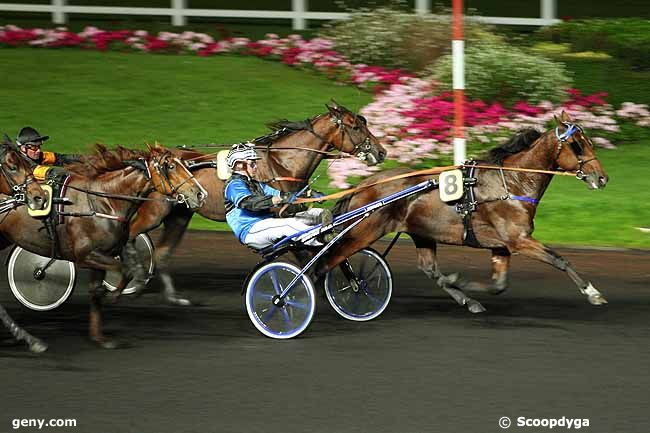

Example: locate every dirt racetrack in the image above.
[1,231,649,433]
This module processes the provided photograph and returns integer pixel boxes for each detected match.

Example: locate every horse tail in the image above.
[332,194,353,216]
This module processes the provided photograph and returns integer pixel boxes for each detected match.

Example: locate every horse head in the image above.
[0,136,46,210]
[146,142,208,209]
[553,111,608,190]
[325,101,386,166]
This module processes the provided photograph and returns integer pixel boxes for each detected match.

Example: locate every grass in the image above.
[2,47,649,248]
[535,143,650,249]
[2,48,372,150]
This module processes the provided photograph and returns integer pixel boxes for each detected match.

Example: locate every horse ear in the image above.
[2,133,14,146]
[326,100,340,116]
[560,110,572,123]
[145,142,153,152]
[553,114,562,126]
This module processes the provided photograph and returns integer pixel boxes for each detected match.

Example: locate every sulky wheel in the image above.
[103,233,155,295]
[324,247,392,321]
[8,246,76,311]
[245,261,315,339]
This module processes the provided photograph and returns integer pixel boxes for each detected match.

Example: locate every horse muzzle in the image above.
[580,171,608,190]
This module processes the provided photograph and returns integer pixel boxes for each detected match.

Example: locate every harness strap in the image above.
[58,211,127,222]
[510,195,540,204]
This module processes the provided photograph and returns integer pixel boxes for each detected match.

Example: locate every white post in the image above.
[452,0,465,165]
[172,0,186,26]
[292,0,306,31]
[415,0,431,15]
[541,0,556,21]
[52,0,67,25]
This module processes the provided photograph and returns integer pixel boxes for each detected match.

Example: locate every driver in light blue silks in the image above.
[224,143,331,250]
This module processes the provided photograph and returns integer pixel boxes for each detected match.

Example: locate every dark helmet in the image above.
[17,127,49,146]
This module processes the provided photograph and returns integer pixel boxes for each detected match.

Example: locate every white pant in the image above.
[244,208,325,249]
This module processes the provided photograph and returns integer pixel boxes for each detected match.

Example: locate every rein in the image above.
[57,182,179,203]
[294,164,579,204]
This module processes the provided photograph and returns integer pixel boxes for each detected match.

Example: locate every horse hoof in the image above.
[93,338,118,349]
[487,286,507,296]
[467,300,486,313]
[166,296,192,307]
[589,294,608,305]
[437,273,459,287]
[29,339,48,353]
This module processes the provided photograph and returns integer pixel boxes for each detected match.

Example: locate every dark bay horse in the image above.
[126,103,387,305]
[0,144,206,350]
[0,140,50,352]
[323,111,609,312]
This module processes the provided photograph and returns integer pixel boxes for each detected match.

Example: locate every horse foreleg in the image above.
[77,252,124,348]
[511,237,607,305]
[156,208,193,306]
[87,268,117,349]
[412,237,486,313]
[118,239,147,297]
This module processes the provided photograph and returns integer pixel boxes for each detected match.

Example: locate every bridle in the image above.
[554,122,598,180]
[328,112,375,161]
[0,145,37,203]
[146,152,206,206]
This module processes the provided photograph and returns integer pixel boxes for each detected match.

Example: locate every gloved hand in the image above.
[307,189,325,198]
[277,191,294,205]
[278,203,307,217]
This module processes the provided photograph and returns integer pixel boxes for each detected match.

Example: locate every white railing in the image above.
[0,0,559,30]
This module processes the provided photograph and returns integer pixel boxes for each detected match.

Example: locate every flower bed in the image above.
[0,26,412,91]
[3,25,650,188]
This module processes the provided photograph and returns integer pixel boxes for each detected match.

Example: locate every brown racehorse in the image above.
[0,139,49,352]
[125,103,387,305]
[0,144,206,350]
[323,111,609,312]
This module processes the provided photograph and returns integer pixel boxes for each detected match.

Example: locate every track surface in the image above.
[1,232,649,433]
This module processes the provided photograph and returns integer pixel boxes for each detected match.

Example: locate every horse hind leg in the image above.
[452,248,511,296]
[412,236,486,313]
[0,304,48,353]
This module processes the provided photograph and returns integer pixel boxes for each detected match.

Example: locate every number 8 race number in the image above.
[439,169,464,202]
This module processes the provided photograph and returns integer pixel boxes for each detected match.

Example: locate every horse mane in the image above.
[66,144,145,177]
[484,128,542,165]
[332,194,353,216]
[252,117,318,146]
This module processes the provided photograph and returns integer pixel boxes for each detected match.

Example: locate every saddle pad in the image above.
[216,149,232,180]
[27,184,53,218]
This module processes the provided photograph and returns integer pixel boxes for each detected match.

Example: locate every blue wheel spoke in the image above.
[285,299,309,310]
[362,289,384,306]
[262,306,278,323]
[280,306,291,323]
[269,270,283,295]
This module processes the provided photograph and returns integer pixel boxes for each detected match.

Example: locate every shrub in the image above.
[319,2,497,72]
[426,40,572,105]
[537,19,650,70]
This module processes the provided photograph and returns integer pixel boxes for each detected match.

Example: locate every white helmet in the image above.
[226,142,260,169]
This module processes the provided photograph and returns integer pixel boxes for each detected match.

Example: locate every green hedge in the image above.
[428,39,572,105]
[538,19,650,70]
